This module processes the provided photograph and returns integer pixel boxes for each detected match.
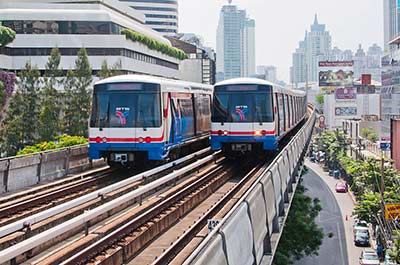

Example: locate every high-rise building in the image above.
[257,65,277,83]
[352,44,383,81]
[120,0,178,35]
[291,40,307,85]
[216,4,255,81]
[290,15,331,85]
[305,15,332,82]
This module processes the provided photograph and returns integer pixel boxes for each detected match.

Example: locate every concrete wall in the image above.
[187,107,316,265]
[0,144,105,193]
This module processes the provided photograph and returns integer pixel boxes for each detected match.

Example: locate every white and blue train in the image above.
[89,75,213,166]
[210,78,307,155]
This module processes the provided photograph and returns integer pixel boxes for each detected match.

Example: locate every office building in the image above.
[290,15,331,84]
[216,4,255,81]
[0,0,180,79]
[120,0,178,35]
[257,65,277,83]
[167,34,216,84]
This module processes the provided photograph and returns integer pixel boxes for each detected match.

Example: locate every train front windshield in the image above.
[212,84,273,123]
[90,82,161,128]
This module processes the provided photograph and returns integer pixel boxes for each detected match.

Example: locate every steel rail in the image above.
[152,161,267,265]
[182,105,316,265]
[0,152,216,264]
[0,170,113,219]
[0,148,211,238]
[60,158,231,265]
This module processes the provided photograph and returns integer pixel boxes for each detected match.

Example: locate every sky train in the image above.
[210,78,307,154]
[89,75,213,166]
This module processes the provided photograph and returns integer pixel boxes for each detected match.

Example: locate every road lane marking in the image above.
[337,222,347,265]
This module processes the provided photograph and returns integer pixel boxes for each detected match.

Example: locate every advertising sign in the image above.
[335,107,357,116]
[318,61,354,87]
[391,119,400,170]
[385,203,400,220]
[361,74,372,85]
[318,115,326,129]
[335,87,356,100]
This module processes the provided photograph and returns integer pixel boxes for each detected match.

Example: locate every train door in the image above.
[275,93,280,136]
[278,93,285,135]
[170,95,182,144]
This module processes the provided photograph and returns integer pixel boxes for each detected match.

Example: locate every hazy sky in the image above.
[178,0,383,82]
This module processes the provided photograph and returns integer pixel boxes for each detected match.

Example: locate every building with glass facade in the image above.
[0,0,180,79]
[119,0,178,35]
[216,4,255,81]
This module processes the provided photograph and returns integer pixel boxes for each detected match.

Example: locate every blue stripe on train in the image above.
[89,142,166,160]
[210,135,278,151]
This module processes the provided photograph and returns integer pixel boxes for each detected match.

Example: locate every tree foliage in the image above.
[272,183,324,265]
[39,47,63,141]
[17,134,88,155]
[361,127,378,143]
[121,28,188,60]
[63,48,92,137]
[316,130,400,228]
[0,25,16,47]
[388,231,400,263]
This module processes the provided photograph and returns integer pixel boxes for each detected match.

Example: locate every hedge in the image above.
[17,134,88,156]
[121,29,188,60]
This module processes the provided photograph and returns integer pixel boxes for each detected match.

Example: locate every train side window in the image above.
[281,94,286,131]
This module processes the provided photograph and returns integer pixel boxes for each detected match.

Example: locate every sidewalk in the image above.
[305,159,379,265]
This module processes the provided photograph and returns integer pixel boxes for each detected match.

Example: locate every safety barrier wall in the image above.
[186,107,316,265]
[0,145,106,193]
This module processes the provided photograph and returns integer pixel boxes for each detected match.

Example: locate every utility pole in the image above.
[380,151,385,207]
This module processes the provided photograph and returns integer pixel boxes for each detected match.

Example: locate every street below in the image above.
[294,159,369,265]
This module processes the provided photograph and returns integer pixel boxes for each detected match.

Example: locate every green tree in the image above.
[39,47,63,141]
[97,60,112,79]
[63,48,92,137]
[315,94,324,112]
[1,61,41,156]
[360,127,378,143]
[389,231,400,263]
[0,25,16,47]
[272,183,324,265]
[0,92,25,156]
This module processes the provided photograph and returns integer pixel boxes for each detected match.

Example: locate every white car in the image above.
[359,250,380,265]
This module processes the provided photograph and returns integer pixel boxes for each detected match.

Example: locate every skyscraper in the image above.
[305,14,332,82]
[290,15,331,84]
[120,0,178,35]
[291,40,307,85]
[216,4,255,81]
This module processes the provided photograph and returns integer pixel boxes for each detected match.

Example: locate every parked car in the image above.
[354,231,370,247]
[335,181,348,193]
[359,250,380,265]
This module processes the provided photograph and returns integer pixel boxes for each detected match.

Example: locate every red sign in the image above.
[391,119,400,171]
[361,74,372,85]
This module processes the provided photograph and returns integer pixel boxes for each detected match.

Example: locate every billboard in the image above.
[391,119,400,171]
[335,107,357,116]
[335,87,356,100]
[318,61,354,87]
[385,203,400,221]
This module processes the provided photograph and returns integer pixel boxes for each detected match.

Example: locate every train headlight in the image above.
[218,130,223,136]
[138,137,144,143]
[254,130,262,136]
[95,137,102,143]
[102,137,107,143]
[145,137,151,143]
[262,130,267,136]
[223,130,228,136]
